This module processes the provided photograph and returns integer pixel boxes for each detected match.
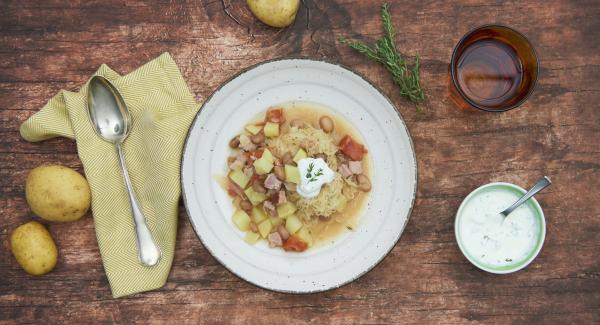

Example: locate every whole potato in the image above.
[10,221,58,275]
[26,165,91,222]
[247,0,300,28]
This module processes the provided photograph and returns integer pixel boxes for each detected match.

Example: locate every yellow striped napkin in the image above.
[19,53,199,297]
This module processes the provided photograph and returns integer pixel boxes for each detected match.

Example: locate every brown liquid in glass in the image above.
[456,39,523,108]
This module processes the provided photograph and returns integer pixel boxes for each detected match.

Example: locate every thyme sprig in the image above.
[306,162,324,183]
[339,3,425,111]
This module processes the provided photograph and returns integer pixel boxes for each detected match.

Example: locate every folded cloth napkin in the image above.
[19,52,199,297]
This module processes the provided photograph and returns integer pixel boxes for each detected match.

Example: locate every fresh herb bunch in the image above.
[339,3,425,111]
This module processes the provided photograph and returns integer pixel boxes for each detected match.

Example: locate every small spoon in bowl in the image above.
[87,76,161,267]
[500,176,552,217]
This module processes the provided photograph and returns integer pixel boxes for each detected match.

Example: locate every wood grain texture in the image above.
[1,0,599,324]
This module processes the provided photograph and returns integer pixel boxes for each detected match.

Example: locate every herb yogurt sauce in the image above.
[296,158,335,199]
[458,188,540,266]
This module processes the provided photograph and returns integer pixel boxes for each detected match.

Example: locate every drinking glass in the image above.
[449,25,539,112]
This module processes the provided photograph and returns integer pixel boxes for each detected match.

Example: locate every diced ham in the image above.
[238,151,249,162]
[243,166,254,178]
[348,161,363,174]
[228,152,248,170]
[269,192,279,206]
[267,232,283,247]
[339,164,352,178]
[277,190,287,205]
[227,156,236,165]
[228,181,245,199]
[264,173,282,190]
[263,201,277,218]
[336,152,348,163]
[266,209,278,218]
[229,160,244,171]
[241,142,257,152]
[239,134,251,147]
[277,225,290,241]
[249,222,258,233]
[229,158,243,170]
[263,200,275,211]
[239,134,258,151]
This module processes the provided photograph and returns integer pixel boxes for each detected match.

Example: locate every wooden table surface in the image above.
[1,0,599,324]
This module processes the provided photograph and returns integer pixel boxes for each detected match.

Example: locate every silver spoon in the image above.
[87,76,161,266]
[500,176,552,217]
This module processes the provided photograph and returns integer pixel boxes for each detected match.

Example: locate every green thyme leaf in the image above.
[306,162,314,179]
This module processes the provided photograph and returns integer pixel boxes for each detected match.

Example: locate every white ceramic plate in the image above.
[181,58,417,293]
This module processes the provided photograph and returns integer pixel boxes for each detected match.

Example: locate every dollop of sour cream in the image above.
[458,189,540,267]
[296,158,335,199]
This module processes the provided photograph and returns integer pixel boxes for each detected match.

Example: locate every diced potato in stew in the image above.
[258,219,273,238]
[296,226,313,246]
[232,210,251,231]
[285,215,303,234]
[263,122,279,137]
[262,149,274,163]
[245,124,263,135]
[229,169,250,188]
[253,157,274,175]
[251,206,268,223]
[293,148,307,163]
[284,165,300,184]
[244,187,267,206]
[270,217,284,227]
[276,201,297,219]
[244,231,261,244]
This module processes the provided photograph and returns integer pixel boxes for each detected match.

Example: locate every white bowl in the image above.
[455,182,546,274]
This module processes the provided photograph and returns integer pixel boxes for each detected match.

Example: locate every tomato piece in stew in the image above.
[247,149,264,160]
[282,235,308,252]
[339,135,367,161]
[265,108,285,123]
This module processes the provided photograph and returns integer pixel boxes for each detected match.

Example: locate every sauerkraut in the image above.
[269,125,358,221]
[269,125,337,158]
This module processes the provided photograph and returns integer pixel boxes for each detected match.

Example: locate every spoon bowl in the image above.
[88,76,130,143]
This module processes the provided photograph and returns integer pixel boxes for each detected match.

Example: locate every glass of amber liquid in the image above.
[449,25,539,112]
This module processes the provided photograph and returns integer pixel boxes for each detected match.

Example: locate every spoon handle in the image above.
[116,143,161,266]
[501,176,552,217]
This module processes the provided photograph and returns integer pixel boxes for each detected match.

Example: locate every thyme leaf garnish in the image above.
[305,162,324,183]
